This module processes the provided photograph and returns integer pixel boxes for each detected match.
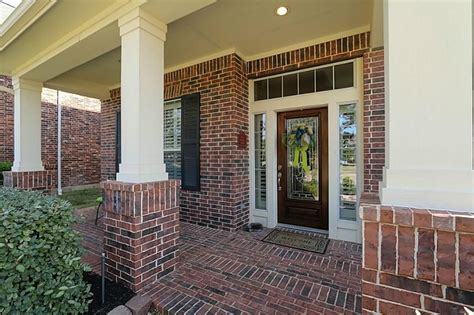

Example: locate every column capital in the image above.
[12,77,43,92]
[118,7,167,41]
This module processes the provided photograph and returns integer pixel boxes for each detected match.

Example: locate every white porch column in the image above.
[116,8,168,183]
[11,78,44,172]
[381,0,473,211]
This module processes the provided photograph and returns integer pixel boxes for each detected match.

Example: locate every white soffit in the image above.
[5,0,373,99]
[47,0,373,96]
[164,0,373,67]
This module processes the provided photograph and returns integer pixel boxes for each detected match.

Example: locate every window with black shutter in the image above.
[180,93,200,191]
[115,111,121,174]
[163,99,182,179]
[114,97,198,186]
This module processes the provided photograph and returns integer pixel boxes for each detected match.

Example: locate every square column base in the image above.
[2,170,55,192]
[100,179,180,292]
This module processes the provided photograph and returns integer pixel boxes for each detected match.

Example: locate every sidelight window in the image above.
[339,103,357,221]
[254,114,267,209]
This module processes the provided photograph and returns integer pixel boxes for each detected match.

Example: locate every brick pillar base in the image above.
[101,180,180,292]
[2,170,55,192]
[360,193,474,314]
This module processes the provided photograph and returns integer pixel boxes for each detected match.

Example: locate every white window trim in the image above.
[164,99,181,179]
[248,57,364,243]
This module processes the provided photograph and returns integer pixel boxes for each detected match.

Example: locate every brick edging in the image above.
[360,193,474,233]
[2,170,56,192]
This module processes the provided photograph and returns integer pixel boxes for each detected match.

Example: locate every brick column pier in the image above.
[360,193,474,314]
[2,170,55,192]
[101,180,180,292]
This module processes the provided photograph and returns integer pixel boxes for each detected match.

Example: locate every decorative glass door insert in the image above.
[285,116,319,201]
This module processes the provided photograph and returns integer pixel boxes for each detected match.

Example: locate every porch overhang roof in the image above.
[0,0,375,99]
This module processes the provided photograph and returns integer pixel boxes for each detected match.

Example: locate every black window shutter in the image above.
[181,93,200,191]
[115,111,121,174]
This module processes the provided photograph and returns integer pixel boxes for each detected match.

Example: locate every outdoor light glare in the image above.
[276,6,288,16]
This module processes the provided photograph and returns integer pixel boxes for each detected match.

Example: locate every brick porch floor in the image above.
[75,210,362,314]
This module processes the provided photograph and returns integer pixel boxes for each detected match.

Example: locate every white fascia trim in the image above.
[0,0,36,36]
[0,0,57,51]
[12,0,146,78]
[12,77,42,92]
[43,81,109,100]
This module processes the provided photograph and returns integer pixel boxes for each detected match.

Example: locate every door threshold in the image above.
[276,223,329,235]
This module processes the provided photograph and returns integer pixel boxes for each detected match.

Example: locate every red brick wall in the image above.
[360,194,474,314]
[102,54,250,231]
[166,53,249,230]
[0,76,101,187]
[363,49,385,193]
[0,76,14,162]
[3,170,55,192]
[41,102,101,187]
[100,88,121,181]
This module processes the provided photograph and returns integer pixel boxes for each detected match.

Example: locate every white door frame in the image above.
[248,58,364,243]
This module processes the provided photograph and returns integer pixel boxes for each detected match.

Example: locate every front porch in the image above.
[1,0,472,313]
[76,210,362,314]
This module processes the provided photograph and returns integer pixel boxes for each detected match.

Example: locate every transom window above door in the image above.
[254,61,354,101]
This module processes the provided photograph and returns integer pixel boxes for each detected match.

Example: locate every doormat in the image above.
[262,229,329,254]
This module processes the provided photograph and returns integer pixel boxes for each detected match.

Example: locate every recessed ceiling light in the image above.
[276,6,288,16]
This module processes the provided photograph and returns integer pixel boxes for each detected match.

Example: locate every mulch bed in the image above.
[84,272,135,314]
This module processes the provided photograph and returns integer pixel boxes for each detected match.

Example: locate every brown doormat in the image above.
[263,229,329,254]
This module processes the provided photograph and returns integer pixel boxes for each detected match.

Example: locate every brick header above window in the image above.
[247,31,370,79]
[164,55,233,83]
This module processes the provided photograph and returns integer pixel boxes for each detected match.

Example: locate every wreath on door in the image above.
[283,123,316,174]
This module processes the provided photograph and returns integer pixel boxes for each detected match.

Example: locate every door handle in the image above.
[277,165,282,191]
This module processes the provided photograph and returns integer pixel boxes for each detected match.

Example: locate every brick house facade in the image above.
[0,75,101,188]
[100,32,381,232]
[1,1,471,311]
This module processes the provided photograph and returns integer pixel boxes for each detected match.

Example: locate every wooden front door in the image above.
[277,108,328,229]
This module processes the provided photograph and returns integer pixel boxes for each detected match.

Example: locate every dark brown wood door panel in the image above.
[277,108,328,230]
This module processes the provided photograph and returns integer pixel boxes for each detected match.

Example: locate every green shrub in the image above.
[0,161,12,185]
[0,187,91,314]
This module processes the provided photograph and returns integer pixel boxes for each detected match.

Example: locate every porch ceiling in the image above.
[1,0,374,98]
